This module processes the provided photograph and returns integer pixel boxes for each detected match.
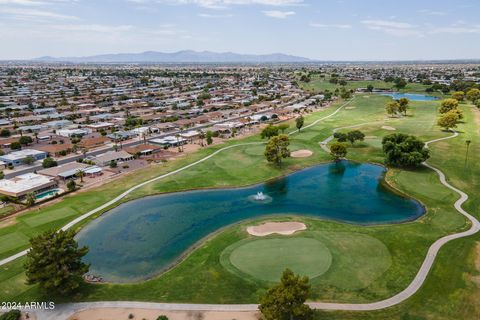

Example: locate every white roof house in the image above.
[0,173,57,198]
[0,149,48,166]
[57,128,92,137]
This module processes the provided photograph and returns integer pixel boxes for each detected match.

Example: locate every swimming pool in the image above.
[35,188,60,200]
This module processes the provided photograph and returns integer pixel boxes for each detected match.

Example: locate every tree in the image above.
[466,88,480,103]
[206,130,213,145]
[10,141,21,150]
[452,91,465,102]
[439,98,459,114]
[156,316,169,320]
[0,129,10,137]
[295,116,304,131]
[346,130,365,145]
[264,134,290,165]
[367,84,374,92]
[382,133,430,167]
[259,269,312,320]
[109,160,118,168]
[25,192,36,206]
[397,98,410,116]
[19,135,33,146]
[0,309,21,320]
[0,171,4,180]
[385,101,400,116]
[437,110,460,131]
[330,142,347,161]
[333,132,347,142]
[67,179,76,192]
[278,123,289,133]
[261,124,280,139]
[42,157,58,168]
[22,155,35,165]
[25,230,89,295]
[394,78,407,90]
[75,170,85,183]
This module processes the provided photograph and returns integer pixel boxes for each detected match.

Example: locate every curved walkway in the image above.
[312,128,480,310]
[16,101,480,317]
[0,98,354,268]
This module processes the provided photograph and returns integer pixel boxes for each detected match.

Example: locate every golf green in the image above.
[227,238,333,282]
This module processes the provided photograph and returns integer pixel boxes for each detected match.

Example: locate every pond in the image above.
[76,161,424,283]
[380,92,439,101]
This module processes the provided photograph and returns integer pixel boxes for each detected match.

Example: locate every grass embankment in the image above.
[1,96,479,320]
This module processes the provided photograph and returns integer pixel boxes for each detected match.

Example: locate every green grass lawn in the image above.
[222,237,333,282]
[299,74,435,95]
[0,205,15,219]
[0,95,479,320]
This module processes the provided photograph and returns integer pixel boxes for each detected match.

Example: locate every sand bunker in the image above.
[247,222,307,236]
[291,149,313,158]
[69,308,259,320]
[381,126,396,131]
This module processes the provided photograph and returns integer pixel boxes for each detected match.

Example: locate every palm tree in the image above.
[175,134,183,152]
[198,131,205,147]
[75,170,85,183]
[34,132,39,143]
[25,192,36,207]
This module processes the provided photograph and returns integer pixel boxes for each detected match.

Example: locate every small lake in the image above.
[77,161,425,283]
[380,92,439,101]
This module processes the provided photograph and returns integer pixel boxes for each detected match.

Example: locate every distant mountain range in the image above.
[34,50,312,63]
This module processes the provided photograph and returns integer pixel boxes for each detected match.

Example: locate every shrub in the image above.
[0,309,21,320]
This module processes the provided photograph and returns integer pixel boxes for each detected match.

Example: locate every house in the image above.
[45,120,73,129]
[124,144,162,157]
[36,143,74,157]
[38,162,102,180]
[57,128,92,137]
[150,136,187,147]
[0,149,47,166]
[86,122,115,132]
[78,136,109,149]
[93,150,134,166]
[0,173,57,198]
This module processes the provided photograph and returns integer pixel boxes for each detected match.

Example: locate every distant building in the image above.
[93,150,134,166]
[57,128,92,137]
[0,149,47,166]
[0,173,57,198]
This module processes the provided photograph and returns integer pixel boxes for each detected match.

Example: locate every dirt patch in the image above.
[68,308,259,320]
[290,149,313,158]
[381,126,396,131]
[247,221,307,236]
[345,106,356,110]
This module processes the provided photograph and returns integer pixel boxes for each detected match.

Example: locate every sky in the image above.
[0,0,479,60]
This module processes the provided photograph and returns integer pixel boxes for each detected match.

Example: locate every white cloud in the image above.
[198,12,233,18]
[361,19,422,37]
[138,0,304,9]
[263,10,295,18]
[310,22,351,29]
[418,9,446,16]
[429,26,480,34]
[51,24,134,33]
[0,7,79,20]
